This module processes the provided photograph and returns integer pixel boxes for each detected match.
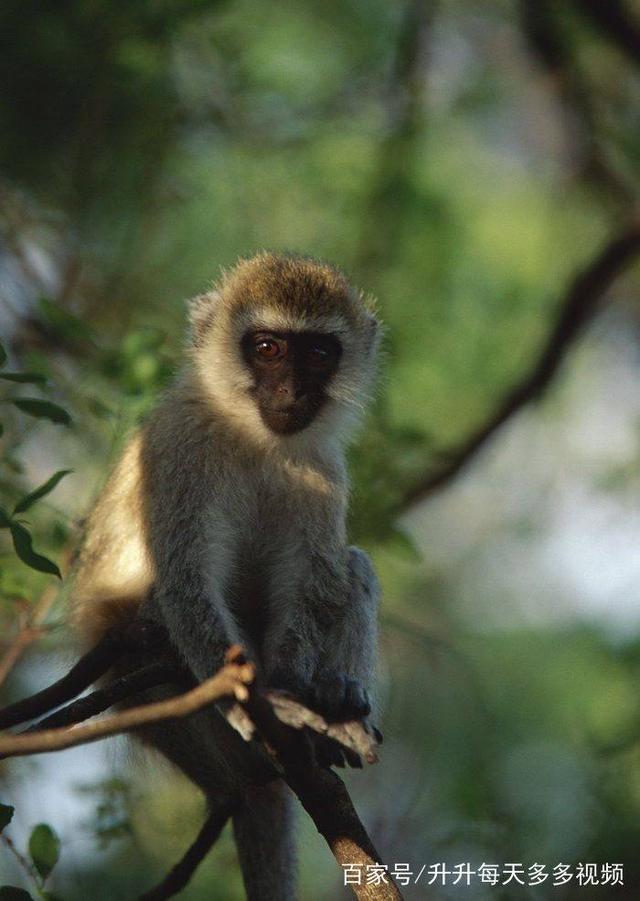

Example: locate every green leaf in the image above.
[38,298,95,344]
[0,888,34,900]
[13,471,72,515]
[11,399,71,426]
[0,803,14,833]
[9,523,61,578]
[0,341,6,367]
[0,373,47,386]
[28,823,60,881]
[0,507,11,528]
[0,422,4,437]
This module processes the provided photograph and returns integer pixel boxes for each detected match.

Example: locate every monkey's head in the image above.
[188,253,380,445]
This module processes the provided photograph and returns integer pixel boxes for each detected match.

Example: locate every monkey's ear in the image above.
[187,292,219,346]
[365,311,382,354]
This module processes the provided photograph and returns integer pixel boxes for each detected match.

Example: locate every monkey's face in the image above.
[241,330,342,434]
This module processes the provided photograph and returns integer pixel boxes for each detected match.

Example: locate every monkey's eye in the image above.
[253,337,284,360]
[307,345,331,368]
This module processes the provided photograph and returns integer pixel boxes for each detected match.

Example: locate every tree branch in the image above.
[21,661,188,733]
[0,653,254,759]
[0,584,58,689]
[0,639,395,898]
[400,222,640,509]
[243,678,402,900]
[573,0,640,68]
[520,0,633,203]
[0,620,166,730]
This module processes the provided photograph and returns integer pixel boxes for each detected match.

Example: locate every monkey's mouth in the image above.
[259,402,320,435]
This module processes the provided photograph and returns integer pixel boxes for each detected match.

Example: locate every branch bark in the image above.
[243,683,402,900]
[400,222,640,509]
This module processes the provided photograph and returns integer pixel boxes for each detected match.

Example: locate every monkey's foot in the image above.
[308,669,371,722]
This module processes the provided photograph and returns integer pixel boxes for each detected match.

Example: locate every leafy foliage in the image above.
[28,824,60,882]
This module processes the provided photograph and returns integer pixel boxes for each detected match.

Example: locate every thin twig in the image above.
[0,654,254,759]
[22,661,188,732]
[0,621,166,730]
[399,222,640,509]
[1,832,42,894]
[0,584,58,689]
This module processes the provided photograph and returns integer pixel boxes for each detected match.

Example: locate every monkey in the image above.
[71,252,382,900]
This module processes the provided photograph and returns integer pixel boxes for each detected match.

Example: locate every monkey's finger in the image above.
[343,747,363,769]
[224,703,255,741]
[313,735,347,768]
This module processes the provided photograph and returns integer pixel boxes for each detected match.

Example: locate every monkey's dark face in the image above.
[241,330,342,434]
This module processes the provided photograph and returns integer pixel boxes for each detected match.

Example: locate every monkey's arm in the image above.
[313,546,379,708]
[142,413,244,683]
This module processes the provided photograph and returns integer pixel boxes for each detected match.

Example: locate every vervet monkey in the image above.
[72,252,381,899]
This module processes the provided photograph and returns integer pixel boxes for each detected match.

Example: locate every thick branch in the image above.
[244,684,402,900]
[400,222,640,509]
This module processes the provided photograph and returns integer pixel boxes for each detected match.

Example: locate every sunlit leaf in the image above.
[11,399,71,426]
[28,823,60,881]
[0,803,14,833]
[13,471,72,514]
[0,373,47,386]
[9,523,61,578]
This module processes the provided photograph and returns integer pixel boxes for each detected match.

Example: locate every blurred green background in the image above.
[1,0,640,898]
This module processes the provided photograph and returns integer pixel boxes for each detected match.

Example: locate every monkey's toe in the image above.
[310,670,371,721]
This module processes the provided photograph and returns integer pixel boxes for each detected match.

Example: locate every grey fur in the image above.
[72,253,381,899]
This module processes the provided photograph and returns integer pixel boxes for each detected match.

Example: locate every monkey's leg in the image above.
[267,546,380,723]
[317,546,380,695]
[137,698,296,899]
[232,778,297,901]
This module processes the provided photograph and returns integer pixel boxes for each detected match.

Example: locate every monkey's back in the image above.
[72,432,155,647]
